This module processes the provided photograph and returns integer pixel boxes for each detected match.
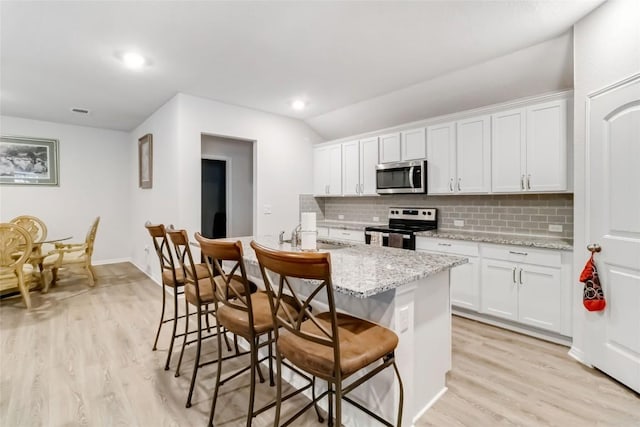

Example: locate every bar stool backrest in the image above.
[250,241,340,366]
[144,222,176,280]
[166,228,202,302]
[194,233,253,312]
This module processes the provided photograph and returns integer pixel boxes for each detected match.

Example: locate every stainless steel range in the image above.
[364,207,437,250]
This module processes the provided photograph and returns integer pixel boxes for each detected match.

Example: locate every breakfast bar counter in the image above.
[223,236,467,427]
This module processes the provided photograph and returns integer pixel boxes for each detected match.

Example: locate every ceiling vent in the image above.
[71,107,90,114]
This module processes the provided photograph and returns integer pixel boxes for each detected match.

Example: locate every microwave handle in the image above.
[408,166,415,188]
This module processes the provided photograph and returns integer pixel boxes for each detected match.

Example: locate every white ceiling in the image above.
[1,1,604,139]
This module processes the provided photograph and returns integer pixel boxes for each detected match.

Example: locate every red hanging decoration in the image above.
[579,253,606,311]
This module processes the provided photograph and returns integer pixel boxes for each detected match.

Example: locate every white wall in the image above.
[0,115,131,262]
[201,134,253,237]
[132,93,323,282]
[571,0,640,363]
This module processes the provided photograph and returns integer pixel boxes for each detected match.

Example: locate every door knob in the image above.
[587,243,601,253]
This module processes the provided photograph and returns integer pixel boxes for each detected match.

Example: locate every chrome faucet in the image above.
[291,224,301,247]
[279,231,286,244]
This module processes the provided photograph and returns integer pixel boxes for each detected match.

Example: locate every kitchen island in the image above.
[228,236,467,427]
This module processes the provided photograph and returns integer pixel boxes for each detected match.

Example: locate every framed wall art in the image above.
[0,135,59,186]
[138,133,153,189]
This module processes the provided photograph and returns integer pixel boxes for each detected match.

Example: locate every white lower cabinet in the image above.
[328,228,364,243]
[481,246,563,333]
[416,238,480,311]
[417,237,571,338]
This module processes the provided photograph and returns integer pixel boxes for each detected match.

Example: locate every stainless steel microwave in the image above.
[376,159,427,194]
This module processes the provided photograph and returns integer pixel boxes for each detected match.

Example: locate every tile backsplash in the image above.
[300,193,573,239]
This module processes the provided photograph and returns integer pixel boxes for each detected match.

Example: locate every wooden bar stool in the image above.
[145,223,209,370]
[167,228,243,408]
[251,241,404,427]
[195,234,310,427]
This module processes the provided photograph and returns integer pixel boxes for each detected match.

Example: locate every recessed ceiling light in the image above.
[291,100,306,111]
[122,52,146,70]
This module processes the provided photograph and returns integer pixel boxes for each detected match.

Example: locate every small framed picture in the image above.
[0,135,60,186]
[138,133,153,189]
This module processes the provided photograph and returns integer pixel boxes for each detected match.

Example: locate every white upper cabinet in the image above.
[427,115,490,194]
[341,140,360,196]
[491,108,526,193]
[492,99,567,193]
[313,144,342,196]
[526,99,567,192]
[359,136,379,195]
[340,137,379,196]
[379,133,401,163]
[456,115,491,193]
[427,122,456,194]
[401,128,426,161]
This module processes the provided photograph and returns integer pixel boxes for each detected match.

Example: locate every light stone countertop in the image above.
[415,229,573,250]
[226,236,467,298]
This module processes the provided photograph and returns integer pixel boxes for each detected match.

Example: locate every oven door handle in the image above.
[408,166,415,188]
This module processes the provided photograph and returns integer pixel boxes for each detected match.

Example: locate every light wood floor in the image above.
[1,263,638,427]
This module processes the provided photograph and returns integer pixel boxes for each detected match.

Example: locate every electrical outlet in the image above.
[144,245,149,253]
[454,220,464,227]
[338,214,344,220]
[263,204,272,215]
[373,216,380,222]
[549,224,563,232]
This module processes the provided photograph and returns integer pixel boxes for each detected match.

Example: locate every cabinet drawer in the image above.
[481,244,561,268]
[329,228,364,243]
[317,227,329,238]
[416,237,479,257]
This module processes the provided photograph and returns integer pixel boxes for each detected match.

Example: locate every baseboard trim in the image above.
[130,260,162,288]
[453,309,572,346]
[412,386,448,426]
[93,257,132,266]
[568,347,591,367]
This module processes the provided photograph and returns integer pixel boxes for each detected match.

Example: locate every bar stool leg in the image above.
[208,313,225,427]
[312,377,324,422]
[175,299,190,377]
[268,331,275,386]
[152,284,167,351]
[247,338,258,427]
[164,287,180,370]
[186,306,203,408]
[273,351,283,427]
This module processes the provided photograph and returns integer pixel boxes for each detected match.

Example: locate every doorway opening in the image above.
[201,134,254,239]
[201,159,227,238]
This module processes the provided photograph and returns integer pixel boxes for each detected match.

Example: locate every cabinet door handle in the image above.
[521,175,525,190]
[512,267,517,284]
[457,177,462,192]
[509,250,528,256]
[438,243,452,246]
[449,178,454,192]
[519,268,524,285]
[527,174,531,190]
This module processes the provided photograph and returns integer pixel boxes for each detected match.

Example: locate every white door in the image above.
[342,141,359,196]
[426,122,455,194]
[526,99,567,192]
[456,115,491,193]
[401,128,426,161]
[587,75,640,393]
[480,259,519,322]
[360,136,379,195]
[492,108,525,193]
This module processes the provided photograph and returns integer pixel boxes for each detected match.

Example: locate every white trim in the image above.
[568,346,592,367]
[130,259,162,287]
[587,72,640,99]
[201,154,232,237]
[411,386,448,427]
[93,257,133,266]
